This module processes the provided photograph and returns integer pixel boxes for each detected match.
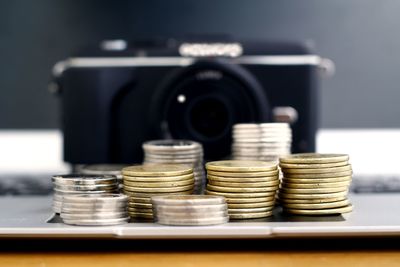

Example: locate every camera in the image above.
[51,38,330,164]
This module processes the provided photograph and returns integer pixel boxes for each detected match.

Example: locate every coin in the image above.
[283,170,353,179]
[123,178,194,188]
[281,199,350,209]
[61,202,126,210]
[128,196,152,204]
[228,206,274,213]
[281,181,351,189]
[128,202,152,209]
[128,212,154,219]
[206,190,276,198]
[277,196,347,204]
[207,169,279,177]
[207,184,278,193]
[122,164,193,177]
[279,161,349,169]
[207,175,278,183]
[123,184,194,193]
[228,201,275,208]
[151,195,226,206]
[229,211,273,219]
[128,206,153,213]
[279,186,349,194]
[283,176,352,184]
[156,211,228,219]
[208,180,279,188]
[281,165,352,174]
[123,189,194,197]
[206,160,277,172]
[79,164,126,176]
[225,196,275,204]
[278,191,348,200]
[54,188,117,195]
[54,183,118,191]
[280,153,349,164]
[283,204,353,215]
[60,211,128,220]
[52,174,117,185]
[143,139,201,151]
[154,204,227,213]
[62,217,130,226]
[61,193,128,203]
[123,173,194,182]
[156,216,228,226]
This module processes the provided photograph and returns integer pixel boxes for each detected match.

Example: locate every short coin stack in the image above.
[60,194,129,226]
[52,174,119,214]
[151,195,229,226]
[205,160,280,219]
[278,153,353,215]
[122,164,195,220]
[143,140,206,194]
[79,164,128,190]
[232,123,292,162]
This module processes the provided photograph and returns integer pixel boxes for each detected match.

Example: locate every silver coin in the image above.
[154,203,227,213]
[156,216,229,226]
[54,183,119,191]
[52,174,118,185]
[62,217,130,226]
[151,195,226,206]
[61,201,126,210]
[155,210,228,219]
[61,193,128,203]
[143,140,202,151]
[54,188,117,195]
[61,211,128,220]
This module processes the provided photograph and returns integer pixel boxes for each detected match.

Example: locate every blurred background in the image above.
[0,0,399,129]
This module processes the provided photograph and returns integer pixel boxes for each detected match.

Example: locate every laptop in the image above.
[0,129,399,239]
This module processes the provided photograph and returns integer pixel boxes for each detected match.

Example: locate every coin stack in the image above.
[60,194,129,226]
[122,164,195,220]
[205,160,279,219]
[232,123,292,162]
[151,195,229,226]
[143,140,205,194]
[52,174,119,214]
[278,153,353,215]
[79,164,128,190]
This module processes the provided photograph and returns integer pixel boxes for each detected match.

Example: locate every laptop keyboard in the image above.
[0,174,399,195]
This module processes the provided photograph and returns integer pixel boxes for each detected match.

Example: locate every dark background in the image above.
[0,0,399,129]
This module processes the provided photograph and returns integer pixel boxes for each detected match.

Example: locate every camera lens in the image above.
[152,60,270,160]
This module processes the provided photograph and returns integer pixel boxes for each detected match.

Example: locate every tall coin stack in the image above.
[52,174,119,214]
[60,194,129,226]
[122,164,195,220]
[143,140,205,194]
[151,195,229,226]
[278,153,353,215]
[205,160,279,219]
[232,123,292,162]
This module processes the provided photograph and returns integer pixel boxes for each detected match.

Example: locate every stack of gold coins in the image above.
[51,174,119,214]
[60,194,129,226]
[232,123,292,162]
[151,195,229,226]
[122,164,195,220]
[278,153,353,215]
[143,140,205,194]
[205,160,279,219]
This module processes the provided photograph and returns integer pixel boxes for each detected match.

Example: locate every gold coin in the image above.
[229,211,273,219]
[123,173,194,182]
[229,206,274,213]
[207,174,278,183]
[277,196,347,204]
[207,184,278,193]
[205,160,277,172]
[281,181,351,189]
[283,170,353,179]
[128,202,152,209]
[281,165,352,174]
[283,176,352,184]
[208,179,280,188]
[283,204,353,215]
[128,196,152,204]
[128,212,154,219]
[281,199,350,210]
[124,184,194,193]
[207,169,279,177]
[279,161,349,169]
[225,196,276,204]
[280,186,349,194]
[123,178,194,188]
[206,190,275,198]
[128,207,153,213]
[279,153,349,164]
[122,164,192,177]
[278,191,348,200]
[228,200,276,208]
[123,189,194,197]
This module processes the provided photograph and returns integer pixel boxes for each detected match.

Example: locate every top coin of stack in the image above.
[232,123,292,162]
[79,164,128,190]
[51,174,119,214]
[151,195,229,226]
[278,153,353,215]
[143,140,205,194]
[122,164,195,220]
[205,160,280,219]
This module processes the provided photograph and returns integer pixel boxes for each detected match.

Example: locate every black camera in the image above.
[51,38,330,164]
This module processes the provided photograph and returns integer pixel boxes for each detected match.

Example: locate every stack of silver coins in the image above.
[278,153,353,215]
[205,160,280,219]
[79,164,128,189]
[52,174,119,214]
[60,194,129,226]
[152,195,229,226]
[143,140,205,194]
[122,164,195,221]
[232,123,292,162]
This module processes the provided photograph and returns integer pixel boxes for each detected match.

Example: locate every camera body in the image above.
[52,39,323,164]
